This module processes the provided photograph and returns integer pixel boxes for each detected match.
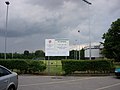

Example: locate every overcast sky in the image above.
[0,0,120,53]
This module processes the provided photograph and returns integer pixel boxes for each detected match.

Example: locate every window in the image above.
[0,67,11,77]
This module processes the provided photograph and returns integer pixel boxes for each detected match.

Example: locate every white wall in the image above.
[85,48,100,58]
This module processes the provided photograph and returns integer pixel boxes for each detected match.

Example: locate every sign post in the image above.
[45,39,69,76]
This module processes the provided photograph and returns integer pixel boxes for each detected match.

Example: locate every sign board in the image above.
[45,39,69,56]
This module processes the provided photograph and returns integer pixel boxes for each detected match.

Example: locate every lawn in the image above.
[42,60,63,75]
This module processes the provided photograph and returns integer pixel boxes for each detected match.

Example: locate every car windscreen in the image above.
[0,67,12,77]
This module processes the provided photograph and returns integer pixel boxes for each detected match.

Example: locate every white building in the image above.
[84,44,103,59]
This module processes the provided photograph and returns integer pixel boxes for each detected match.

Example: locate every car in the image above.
[0,65,18,90]
[115,68,120,77]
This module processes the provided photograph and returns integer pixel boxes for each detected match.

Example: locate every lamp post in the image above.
[78,30,80,60]
[4,1,10,60]
[82,0,92,60]
[75,40,77,60]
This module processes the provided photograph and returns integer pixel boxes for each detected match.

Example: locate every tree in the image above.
[24,50,29,56]
[24,50,30,59]
[35,50,45,58]
[0,53,4,59]
[80,48,85,60]
[69,50,75,59]
[102,18,120,62]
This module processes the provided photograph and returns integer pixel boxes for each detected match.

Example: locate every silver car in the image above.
[0,65,18,90]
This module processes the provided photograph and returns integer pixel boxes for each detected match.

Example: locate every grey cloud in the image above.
[25,0,84,10]
[0,16,64,37]
[25,0,64,10]
[0,0,120,52]
[0,0,90,38]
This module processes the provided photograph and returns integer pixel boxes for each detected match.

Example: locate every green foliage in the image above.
[62,60,114,75]
[102,18,120,61]
[0,59,46,74]
[80,48,85,59]
[0,49,85,60]
[35,50,45,58]
[0,50,45,59]
[28,60,46,73]
[114,62,120,68]
[24,50,29,56]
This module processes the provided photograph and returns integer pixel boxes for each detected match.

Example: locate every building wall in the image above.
[85,48,100,58]
[84,44,103,59]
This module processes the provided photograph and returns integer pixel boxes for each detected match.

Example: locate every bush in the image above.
[28,60,46,73]
[0,59,46,74]
[62,60,114,75]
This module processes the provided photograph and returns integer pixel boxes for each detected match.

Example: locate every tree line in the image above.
[0,49,85,60]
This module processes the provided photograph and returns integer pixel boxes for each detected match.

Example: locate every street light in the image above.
[78,30,80,60]
[82,0,92,60]
[75,40,78,60]
[82,0,92,5]
[4,1,10,60]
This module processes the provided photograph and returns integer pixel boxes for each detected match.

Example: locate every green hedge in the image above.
[62,60,114,75]
[0,59,46,74]
[114,62,120,68]
[28,60,46,73]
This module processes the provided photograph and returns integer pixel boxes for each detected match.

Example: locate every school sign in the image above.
[45,39,69,56]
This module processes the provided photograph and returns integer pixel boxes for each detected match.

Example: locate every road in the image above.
[18,75,120,90]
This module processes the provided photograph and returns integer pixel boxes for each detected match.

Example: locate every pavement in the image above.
[18,75,120,90]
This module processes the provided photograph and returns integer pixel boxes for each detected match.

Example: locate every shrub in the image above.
[62,60,114,75]
[28,60,46,73]
[0,59,46,74]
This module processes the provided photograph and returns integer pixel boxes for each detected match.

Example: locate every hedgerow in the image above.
[0,59,46,74]
[62,60,114,75]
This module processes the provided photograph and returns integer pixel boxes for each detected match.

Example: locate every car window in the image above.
[0,67,11,77]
